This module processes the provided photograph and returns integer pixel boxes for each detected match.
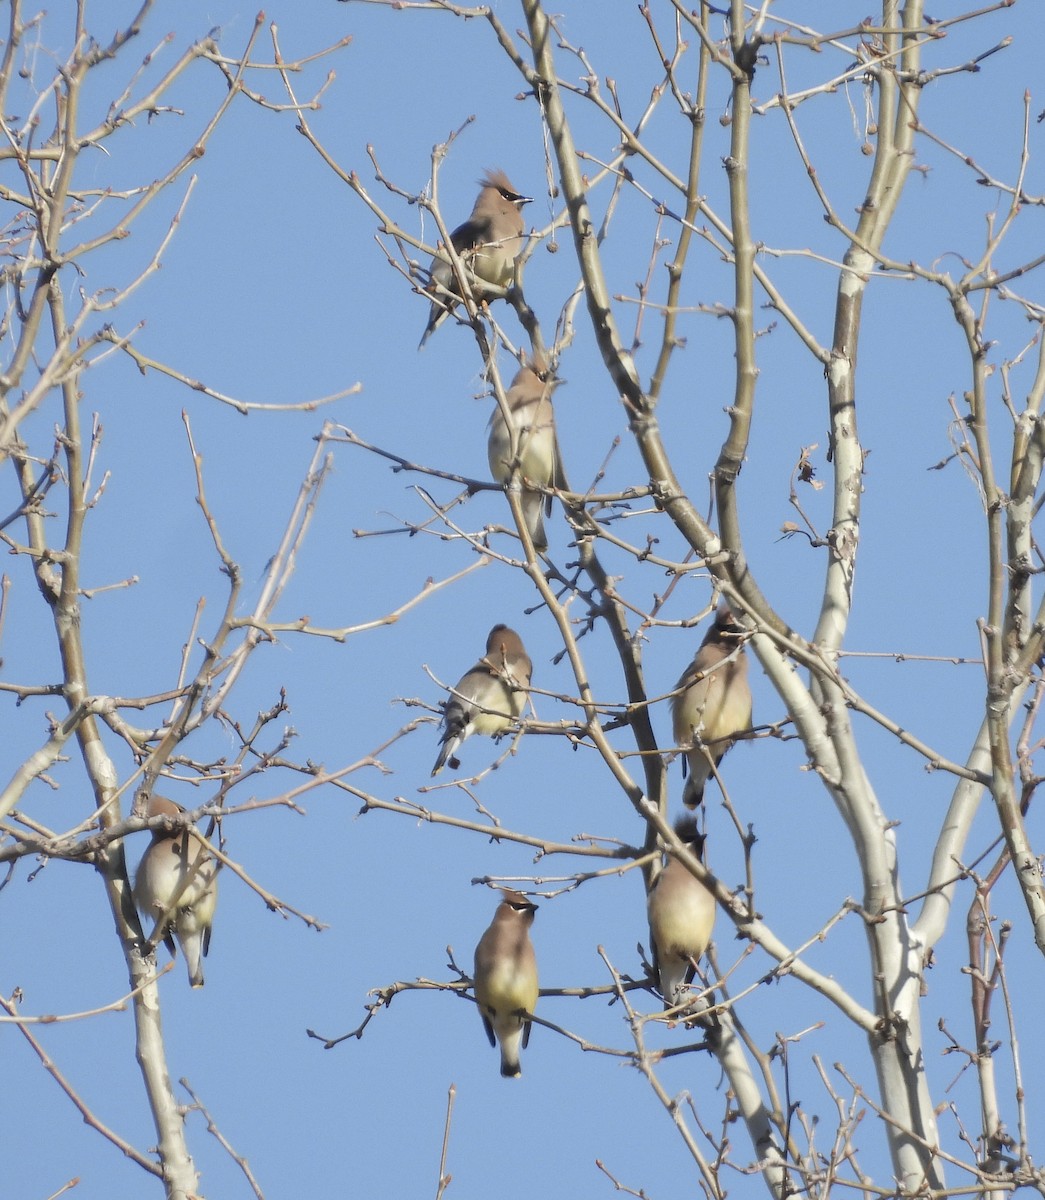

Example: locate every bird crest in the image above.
[480,168,524,201]
[670,816,707,863]
[499,888,538,914]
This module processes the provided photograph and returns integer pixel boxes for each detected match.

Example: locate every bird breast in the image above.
[469,239,517,288]
[477,954,537,1015]
[177,884,217,931]
[488,400,554,482]
[469,701,517,738]
[649,876,714,959]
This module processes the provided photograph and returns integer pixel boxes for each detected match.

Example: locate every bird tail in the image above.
[661,963,699,1012]
[682,775,703,809]
[498,1028,524,1078]
[418,306,443,349]
[522,492,547,551]
[419,260,455,348]
[682,750,712,808]
[431,734,460,776]
[182,933,206,989]
[431,702,467,776]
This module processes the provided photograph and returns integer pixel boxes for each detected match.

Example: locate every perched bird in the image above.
[134,795,219,989]
[647,816,716,1011]
[672,605,752,808]
[431,624,532,776]
[473,890,540,1078]
[419,169,532,347]
[487,358,567,552]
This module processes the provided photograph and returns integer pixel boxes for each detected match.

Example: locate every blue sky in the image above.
[3,2,1044,1197]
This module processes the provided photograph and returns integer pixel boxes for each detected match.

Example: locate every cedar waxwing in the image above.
[419,170,532,348]
[487,358,567,552]
[134,796,219,989]
[647,816,715,1011]
[672,605,752,808]
[431,624,532,776]
[473,890,539,1078]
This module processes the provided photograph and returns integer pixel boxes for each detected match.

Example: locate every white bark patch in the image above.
[828,356,850,389]
[84,740,118,792]
[839,250,874,297]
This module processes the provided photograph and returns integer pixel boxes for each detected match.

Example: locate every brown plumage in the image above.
[487,358,567,551]
[431,624,533,776]
[473,890,539,1078]
[134,796,219,988]
[671,605,752,808]
[647,817,715,1011]
[419,170,532,347]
